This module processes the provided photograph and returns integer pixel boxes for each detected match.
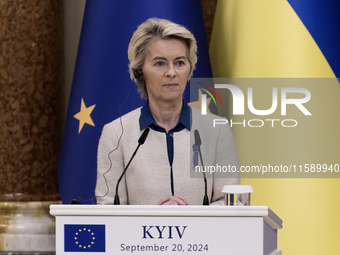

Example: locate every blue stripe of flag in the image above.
[288,0,340,77]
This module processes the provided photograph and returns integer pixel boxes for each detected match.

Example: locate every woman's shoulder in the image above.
[190,105,226,121]
[103,107,142,130]
[189,105,233,138]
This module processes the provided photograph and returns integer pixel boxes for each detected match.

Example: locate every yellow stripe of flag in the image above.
[210,1,340,254]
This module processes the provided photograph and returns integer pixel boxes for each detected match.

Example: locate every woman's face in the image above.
[142,38,190,104]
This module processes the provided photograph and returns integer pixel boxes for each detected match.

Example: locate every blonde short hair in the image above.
[128,18,197,98]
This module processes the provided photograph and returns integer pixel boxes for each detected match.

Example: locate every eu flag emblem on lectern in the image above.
[64,224,105,252]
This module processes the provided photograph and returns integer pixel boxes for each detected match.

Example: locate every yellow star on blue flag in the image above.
[73,98,96,134]
[189,90,212,113]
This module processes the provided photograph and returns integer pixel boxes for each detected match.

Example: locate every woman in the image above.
[96,18,240,205]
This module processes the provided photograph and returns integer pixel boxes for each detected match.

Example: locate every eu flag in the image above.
[58,0,212,204]
[64,224,105,252]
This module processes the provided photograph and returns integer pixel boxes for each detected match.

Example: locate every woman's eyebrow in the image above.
[152,56,187,61]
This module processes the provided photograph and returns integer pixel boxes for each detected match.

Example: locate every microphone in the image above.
[114,127,150,205]
[138,127,149,144]
[194,129,209,206]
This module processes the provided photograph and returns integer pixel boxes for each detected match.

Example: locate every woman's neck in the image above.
[148,99,183,133]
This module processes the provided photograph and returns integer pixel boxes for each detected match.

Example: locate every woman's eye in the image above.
[155,61,165,66]
[176,60,186,67]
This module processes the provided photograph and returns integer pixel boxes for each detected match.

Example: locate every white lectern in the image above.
[50,205,282,255]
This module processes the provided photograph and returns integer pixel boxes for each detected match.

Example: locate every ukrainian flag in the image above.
[210,0,340,254]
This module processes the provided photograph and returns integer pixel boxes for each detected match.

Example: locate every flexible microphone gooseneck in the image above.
[194,129,209,206]
[114,127,150,205]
